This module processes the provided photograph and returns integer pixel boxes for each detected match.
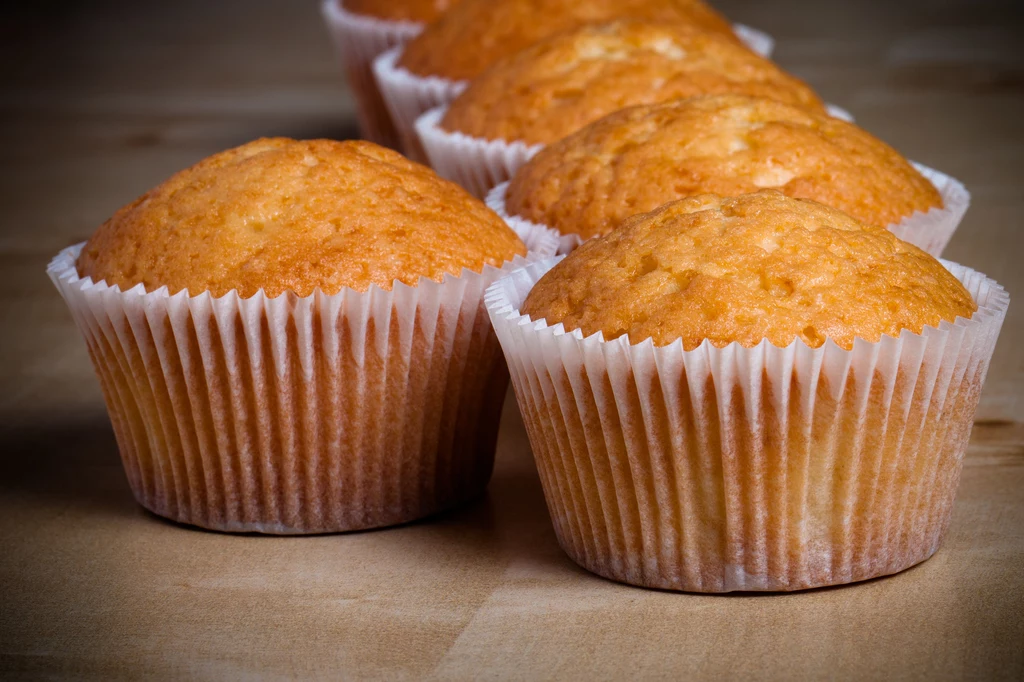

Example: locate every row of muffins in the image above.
[329,0,966,257]
[47,1,1008,594]
[323,0,1006,591]
[323,0,774,152]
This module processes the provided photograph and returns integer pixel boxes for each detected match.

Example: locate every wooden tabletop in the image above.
[2,1,1022,679]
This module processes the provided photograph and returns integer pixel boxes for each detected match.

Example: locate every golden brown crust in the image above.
[522,192,975,350]
[508,95,942,237]
[342,0,459,23]
[78,138,525,298]
[440,22,824,145]
[398,0,738,81]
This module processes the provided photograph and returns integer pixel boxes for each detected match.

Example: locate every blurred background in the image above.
[1,1,1022,678]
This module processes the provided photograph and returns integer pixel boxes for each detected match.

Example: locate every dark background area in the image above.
[1,1,1022,679]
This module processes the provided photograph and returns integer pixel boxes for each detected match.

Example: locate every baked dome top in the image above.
[398,0,738,81]
[523,191,974,350]
[508,94,941,238]
[78,138,525,298]
[441,22,824,145]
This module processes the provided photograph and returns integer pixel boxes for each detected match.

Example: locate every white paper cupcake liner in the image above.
[826,104,854,122]
[49,225,558,534]
[486,160,967,258]
[416,107,544,199]
[419,102,856,202]
[321,1,423,150]
[486,182,582,255]
[486,257,1008,592]
[892,163,971,257]
[373,47,467,163]
[732,23,775,58]
[375,24,777,166]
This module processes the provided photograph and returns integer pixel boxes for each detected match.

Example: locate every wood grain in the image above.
[0,0,1021,679]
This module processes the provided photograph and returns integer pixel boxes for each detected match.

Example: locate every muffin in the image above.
[50,138,559,534]
[373,0,775,163]
[416,22,823,197]
[486,191,1009,592]
[497,95,969,254]
[322,0,460,150]
[398,0,738,82]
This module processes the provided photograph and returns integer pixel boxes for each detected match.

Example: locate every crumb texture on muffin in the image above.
[440,22,824,145]
[508,95,943,238]
[523,192,975,350]
[77,138,525,297]
[343,0,459,23]
[398,0,737,81]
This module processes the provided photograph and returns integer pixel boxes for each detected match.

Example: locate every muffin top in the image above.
[508,95,942,238]
[522,192,975,350]
[398,0,738,81]
[440,22,824,146]
[343,0,459,23]
[78,138,526,298]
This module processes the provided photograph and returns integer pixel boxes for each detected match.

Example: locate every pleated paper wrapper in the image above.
[487,182,583,256]
[417,106,544,199]
[732,24,775,58]
[47,226,558,535]
[373,47,466,163]
[891,163,971,256]
[374,23,775,166]
[321,1,422,151]
[485,162,969,258]
[418,103,856,202]
[826,104,854,122]
[486,257,1008,592]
